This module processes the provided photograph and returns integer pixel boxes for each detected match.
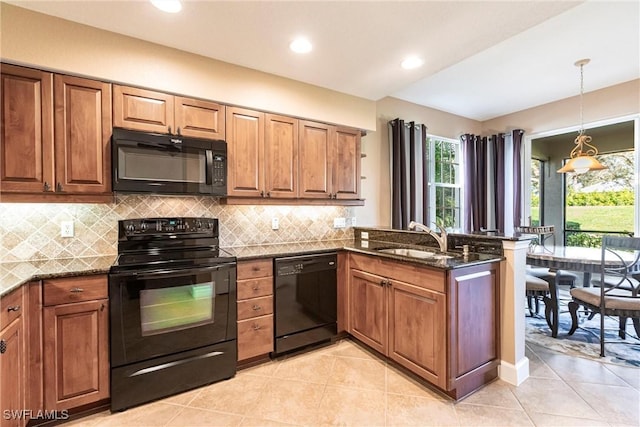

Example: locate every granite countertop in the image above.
[1,255,117,297]
[344,239,503,269]
[1,236,504,297]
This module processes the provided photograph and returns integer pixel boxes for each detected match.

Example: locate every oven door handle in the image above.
[134,264,232,280]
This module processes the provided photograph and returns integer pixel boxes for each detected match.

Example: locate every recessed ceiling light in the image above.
[290,37,313,54]
[151,0,182,13]
[401,56,424,70]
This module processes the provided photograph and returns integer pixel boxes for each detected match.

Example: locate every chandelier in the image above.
[557,59,607,174]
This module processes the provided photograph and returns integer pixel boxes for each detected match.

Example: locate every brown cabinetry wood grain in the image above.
[348,253,499,400]
[54,74,111,194]
[1,64,111,201]
[265,114,298,198]
[226,107,265,197]
[299,120,333,199]
[0,287,25,427]
[236,258,274,361]
[113,86,225,140]
[42,276,109,411]
[0,64,54,194]
[333,126,361,200]
[113,85,174,134]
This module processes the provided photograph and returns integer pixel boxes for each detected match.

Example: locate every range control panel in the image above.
[118,217,218,238]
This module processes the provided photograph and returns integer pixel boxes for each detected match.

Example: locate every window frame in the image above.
[426,135,463,229]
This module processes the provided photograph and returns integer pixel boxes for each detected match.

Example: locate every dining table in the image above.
[526,245,606,337]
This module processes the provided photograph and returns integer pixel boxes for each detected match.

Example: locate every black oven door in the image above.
[109,262,236,367]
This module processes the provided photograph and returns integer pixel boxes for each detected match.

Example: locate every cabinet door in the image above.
[0,64,54,193]
[265,114,298,198]
[113,85,174,134]
[349,269,387,354]
[175,97,225,140]
[43,299,109,411]
[388,279,447,389]
[226,107,264,197]
[299,121,333,199]
[0,319,24,427]
[54,75,112,194]
[333,127,361,200]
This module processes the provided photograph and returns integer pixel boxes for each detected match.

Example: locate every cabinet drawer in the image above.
[237,315,273,360]
[237,277,273,300]
[237,296,273,321]
[1,286,23,328]
[237,259,273,280]
[43,275,108,306]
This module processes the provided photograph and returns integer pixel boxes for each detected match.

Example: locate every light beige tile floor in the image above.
[66,339,639,427]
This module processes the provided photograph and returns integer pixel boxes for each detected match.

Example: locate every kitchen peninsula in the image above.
[1,225,535,425]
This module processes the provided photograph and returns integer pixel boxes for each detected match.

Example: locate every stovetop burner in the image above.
[110,217,235,273]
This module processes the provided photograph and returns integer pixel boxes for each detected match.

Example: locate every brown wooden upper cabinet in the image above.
[113,85,225,140]
[0,64,112,198]
[299,121,361,200]
[226,112,360,201]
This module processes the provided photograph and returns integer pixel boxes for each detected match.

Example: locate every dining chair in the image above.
[567,235,640,357]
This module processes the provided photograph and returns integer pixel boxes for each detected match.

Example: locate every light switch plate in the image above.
[271,217,279,230]
[60,220,74,237]
[333,217,346,228]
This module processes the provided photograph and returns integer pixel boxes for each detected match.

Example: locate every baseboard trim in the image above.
[498,357,530,386]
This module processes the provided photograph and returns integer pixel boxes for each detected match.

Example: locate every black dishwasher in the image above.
[273,252,338,355]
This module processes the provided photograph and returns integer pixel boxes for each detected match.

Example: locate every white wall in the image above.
[0,3,376,131]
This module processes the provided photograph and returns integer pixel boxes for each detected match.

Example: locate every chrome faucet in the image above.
[408,221,448,253]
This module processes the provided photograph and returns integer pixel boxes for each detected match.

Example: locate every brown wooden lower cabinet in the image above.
[236,259,274,361]
[0,287,25,427]
[42,276,109,412]
[347,253,500,399]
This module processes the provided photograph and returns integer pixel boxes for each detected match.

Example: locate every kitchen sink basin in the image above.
[376,248,453,260]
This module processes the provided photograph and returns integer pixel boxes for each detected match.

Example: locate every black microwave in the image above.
[112,128,227,196]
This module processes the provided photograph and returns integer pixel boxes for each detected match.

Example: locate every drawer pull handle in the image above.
[0,340,6,354]
[252,305,262,311]
[252,324,261,331]
[70,287,84,293]
[7,305,20,312]
[252,285,259,291]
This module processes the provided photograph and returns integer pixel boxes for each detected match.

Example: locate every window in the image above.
[427,136,462,228]
[563,150,635,247]
[530,158,544,226]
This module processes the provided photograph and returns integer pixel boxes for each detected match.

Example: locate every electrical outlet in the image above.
[361,231,369,240]
[350,217,357,227]
[333,217,346,228]
[271,217,279,230]
[60,220,74,237]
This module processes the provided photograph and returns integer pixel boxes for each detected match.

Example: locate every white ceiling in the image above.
[7,0,640,121]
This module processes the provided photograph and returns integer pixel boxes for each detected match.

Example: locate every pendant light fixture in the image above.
[557,59,607,174]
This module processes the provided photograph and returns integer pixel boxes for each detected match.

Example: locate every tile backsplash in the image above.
[0,195,355,263]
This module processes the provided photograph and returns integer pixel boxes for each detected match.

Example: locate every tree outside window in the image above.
[427,136,462,229]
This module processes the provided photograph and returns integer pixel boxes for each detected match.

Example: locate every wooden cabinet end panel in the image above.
[449,264,499,378]
[0,318,24,427]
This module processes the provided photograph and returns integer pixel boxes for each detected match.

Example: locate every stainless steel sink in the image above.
[376,248,453,260]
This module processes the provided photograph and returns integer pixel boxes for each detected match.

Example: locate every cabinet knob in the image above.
[252,305,262,311]
[43,182,51,192]
[56,182,64,192]
[177,127,181,135]
[252,285,259,291]
[252,324,261,331]
[266,192,271,197]
[260,191,265,198]
[70,287,84,293]
[168,126,172,134]
[6,305,20,312]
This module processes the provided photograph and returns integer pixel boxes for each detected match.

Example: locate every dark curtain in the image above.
[390,118,428,229]
[512,130,524,227]
[461,129,523,232]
